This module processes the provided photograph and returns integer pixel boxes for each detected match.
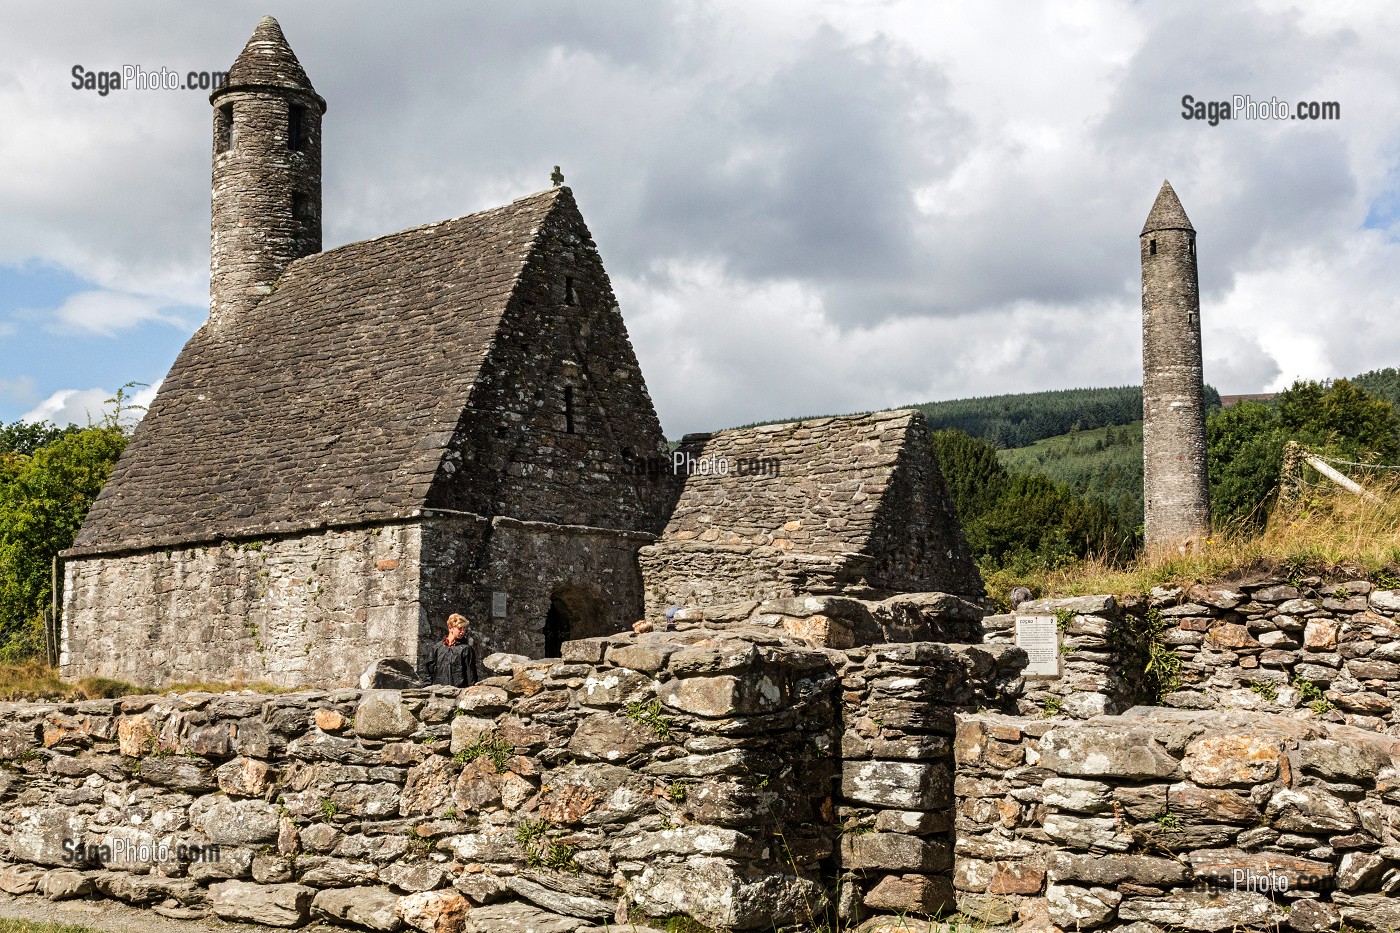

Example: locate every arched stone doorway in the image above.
[543,584,610,657]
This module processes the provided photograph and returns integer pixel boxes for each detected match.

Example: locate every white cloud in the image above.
[48,290,191,336]
[21,379,160,427]
[3,2,1400,430]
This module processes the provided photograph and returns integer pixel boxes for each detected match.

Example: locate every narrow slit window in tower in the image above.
[564,387,576,434]
[565,277,577,305]
[1149,239,1157,256]
[292,192,307,224]
[288,105,305,152]
[1188,239,1195,257]
[216,103,234,152]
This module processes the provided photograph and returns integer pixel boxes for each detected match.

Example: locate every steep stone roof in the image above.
[214,16,324,110]
[70,188,568,556]
[662,411,917,554]
[647,409,983,599]
[1141,179,1194,235]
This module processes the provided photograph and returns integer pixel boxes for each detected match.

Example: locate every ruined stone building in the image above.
[1141,179,1211,555]
[640,410,983,616]
[59,18,981,688]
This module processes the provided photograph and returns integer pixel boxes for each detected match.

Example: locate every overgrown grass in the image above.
[0,660,288,701]
[984,477,1400,604]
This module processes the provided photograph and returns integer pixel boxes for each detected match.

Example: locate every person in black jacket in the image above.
[422,613,478,687]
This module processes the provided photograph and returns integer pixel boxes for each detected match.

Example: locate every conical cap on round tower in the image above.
[1141,179,1194,235]
[213,16,325,110]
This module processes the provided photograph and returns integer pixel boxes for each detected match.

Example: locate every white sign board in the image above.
[1015,615,1061,678]
[491,591,508,619]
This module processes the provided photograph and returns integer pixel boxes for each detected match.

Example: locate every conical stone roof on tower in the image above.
[1141,179,1194,236]
[221,15,324,103]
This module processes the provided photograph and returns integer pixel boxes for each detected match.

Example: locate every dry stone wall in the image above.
[984,595,1149,720]
[1,626,1025,933]
[1146,580,1400,732]
[956,707,1400,932]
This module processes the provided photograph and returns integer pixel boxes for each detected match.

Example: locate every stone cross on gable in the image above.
[551,166,564,187]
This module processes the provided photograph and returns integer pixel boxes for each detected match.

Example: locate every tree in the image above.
[0,423,129,660]
[0,421,81,457]
[1207,379,1400,528]
[932,428,1131,573]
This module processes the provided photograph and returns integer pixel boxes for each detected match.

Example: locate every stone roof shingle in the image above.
[70,187,567,556]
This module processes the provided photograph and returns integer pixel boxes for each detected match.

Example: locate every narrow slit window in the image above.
[1188,239,1195,256]
[292,192,307,223]
[565,277,577,306]
[564,387,576,434]
[216,103,234,152]
[288,105,305,151]
[1149,239,1157,256]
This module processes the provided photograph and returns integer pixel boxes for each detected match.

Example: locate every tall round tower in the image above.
[209,17,325,321]
[1141,179,1211,555]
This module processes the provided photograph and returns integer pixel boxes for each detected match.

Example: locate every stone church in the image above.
[60,18,981,687]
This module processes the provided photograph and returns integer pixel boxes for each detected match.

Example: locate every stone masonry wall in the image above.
[956,707,1400,932]
[62,524,422,689]
[1145,580,1400,733]
[2,628,1025,932]
[984,595,1148,720]
[836,642,1026,924]
[982,583,1400,733]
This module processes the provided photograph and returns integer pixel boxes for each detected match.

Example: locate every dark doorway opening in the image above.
[543,585,611,657]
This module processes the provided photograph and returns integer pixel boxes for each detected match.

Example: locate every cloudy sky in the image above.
[1,1,1396,436]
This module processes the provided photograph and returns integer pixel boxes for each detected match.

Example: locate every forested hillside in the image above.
[998,422,1143,535]
[912,385,1221,449]
[1352,368,1400,408]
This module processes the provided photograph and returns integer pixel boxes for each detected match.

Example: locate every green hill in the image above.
[910,385,1221,449]
[998,422,1144,535]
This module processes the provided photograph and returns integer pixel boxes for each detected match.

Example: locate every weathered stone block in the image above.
[1182,732,1282,787]
[313,885,405,931]
[209,880,315,927]
[8,807,88,866]
[1040,725,1179,780]
[840,832,951,871]
[1047,852,1189,886]
[355,691,419,739]
[196,798,281,845]
[863,874,955,914]
[216,756,273,797]
[657,672,786,717]
[1267,787,1358,832]
[1047,883,1116,929]
[841,760,951,809]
